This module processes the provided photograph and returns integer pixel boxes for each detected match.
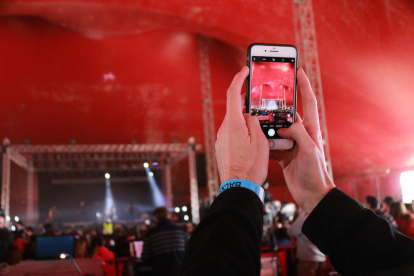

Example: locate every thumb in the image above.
[278,123,312,148]
[244,114,265,141]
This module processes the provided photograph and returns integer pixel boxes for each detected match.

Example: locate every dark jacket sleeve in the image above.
[179,187,263,276]
[303,188,414,276]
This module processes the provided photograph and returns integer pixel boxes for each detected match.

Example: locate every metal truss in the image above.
[292,0,333,179]
[188,137,200,224]
[7,143,200,172]
[198,35,220,202]
[1,139,202,225]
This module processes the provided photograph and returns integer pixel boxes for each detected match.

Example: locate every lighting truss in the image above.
[292,0,334,179]
[1,140,202,225]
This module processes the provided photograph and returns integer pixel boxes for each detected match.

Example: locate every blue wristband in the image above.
[219,179,264,203]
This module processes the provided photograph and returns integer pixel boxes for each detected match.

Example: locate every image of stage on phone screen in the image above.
[250,56,295,138]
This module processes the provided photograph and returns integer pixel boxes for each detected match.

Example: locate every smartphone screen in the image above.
[250,56,295,139]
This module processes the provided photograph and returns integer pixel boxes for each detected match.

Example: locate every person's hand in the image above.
[215,66,269,185]
[270,68,335,213]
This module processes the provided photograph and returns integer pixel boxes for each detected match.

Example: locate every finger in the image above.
[297,111,323,152]
[296,112,303,123]
[298,68,320,129]
[241,93,246,110]
[278,122,313,148]
[243,114,266,141]
[227,66,249,116]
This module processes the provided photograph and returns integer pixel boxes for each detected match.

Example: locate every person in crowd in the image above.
[92,236,115,261]
[178,67,414,276]
[389,201,414,239]
[43,223,56,236]
[14,229,27,255]
[142,207,189,276]
[113,224,130,257]
[185,223,195,236]
[0,215,13,263]
[22,226,36,260]
[125,203,136,220]
[383,196,394,213]
[288,210,327,276]
[366,195,399,229]
[74,238,89,258]
[274,216,293,246]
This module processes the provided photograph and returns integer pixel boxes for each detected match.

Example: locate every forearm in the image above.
[179,187,263,276]
[303,188,414,276]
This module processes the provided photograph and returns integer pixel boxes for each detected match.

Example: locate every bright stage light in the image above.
[145,167,165,207]
[60,253,67,259]
[6,216,10,222]
[105,173,110,179]
[152,162,159,166]
[175,207,180,213]
[11,225,16,231]
[184,215,189,221]
[14,216,19,222]
[401,170,414,203]
[182,206,187,212]
[143,162,149,168]
[105,175,116,220]
[96,212,101,218]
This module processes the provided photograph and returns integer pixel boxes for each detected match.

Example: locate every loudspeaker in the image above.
[196,153,207,188]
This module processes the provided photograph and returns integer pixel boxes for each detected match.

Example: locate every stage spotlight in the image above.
[145,167,165,207]
[152,162,159,166]
[14,216,19,222]
[105,173,110,179]
[184,215,189,221]
[11,225,16,231]
[175,207,180,213]
[182,206,187,212]
[6,216,10,222]
[60,253,67,259]
[105,174,116,220]
[143,162,149,168]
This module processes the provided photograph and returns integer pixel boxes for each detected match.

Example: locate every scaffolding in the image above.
[198,35,220,202]
[1,138,202,225]
[292,0,334,179]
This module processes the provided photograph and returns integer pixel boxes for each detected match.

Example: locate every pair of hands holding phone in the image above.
[215,66,335,213]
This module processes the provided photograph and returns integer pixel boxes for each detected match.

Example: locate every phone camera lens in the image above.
[265,50,267,52]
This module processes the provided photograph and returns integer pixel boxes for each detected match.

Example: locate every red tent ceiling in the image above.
[1,0,414,189]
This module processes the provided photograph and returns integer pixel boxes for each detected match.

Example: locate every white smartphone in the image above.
[246,43,298,150]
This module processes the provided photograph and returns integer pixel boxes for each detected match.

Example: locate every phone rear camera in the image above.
[265,50,267,52]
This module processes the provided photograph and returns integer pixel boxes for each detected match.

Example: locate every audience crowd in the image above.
[1,192,413,276]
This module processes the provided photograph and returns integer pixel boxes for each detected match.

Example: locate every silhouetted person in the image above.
[366,196,398,229]
[0,215,13,263]
[390,201,414,239]
[383,196,394,213]
[142,207,189,276]
[288,211,328,276]
[43,223,55,236]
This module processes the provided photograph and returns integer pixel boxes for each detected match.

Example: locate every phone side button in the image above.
[269,141,275,148]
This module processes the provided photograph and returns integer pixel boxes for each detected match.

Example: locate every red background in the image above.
[1,0,414,214]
